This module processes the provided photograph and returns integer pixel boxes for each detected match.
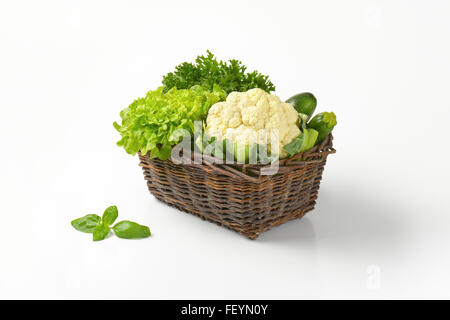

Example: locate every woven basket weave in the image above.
[138,134,335,239]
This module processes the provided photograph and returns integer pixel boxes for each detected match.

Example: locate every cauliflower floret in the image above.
[205,88,300,158]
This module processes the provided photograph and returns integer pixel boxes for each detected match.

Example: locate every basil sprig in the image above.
[71,206,151,241]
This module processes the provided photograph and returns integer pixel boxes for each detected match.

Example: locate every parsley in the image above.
[162,51,275,94]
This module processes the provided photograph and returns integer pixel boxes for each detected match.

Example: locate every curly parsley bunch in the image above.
[162,51,275,94]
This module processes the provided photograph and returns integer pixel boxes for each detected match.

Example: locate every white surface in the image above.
[1,0,450,299]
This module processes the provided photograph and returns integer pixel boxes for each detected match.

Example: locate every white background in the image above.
[1,0,449,299]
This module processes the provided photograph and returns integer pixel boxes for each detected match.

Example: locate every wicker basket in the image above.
[138,134,335,239]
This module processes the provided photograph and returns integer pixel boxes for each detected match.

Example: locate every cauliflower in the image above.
[205,88,300,158]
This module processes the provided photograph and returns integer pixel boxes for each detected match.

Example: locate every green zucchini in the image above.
[307,112,337,144]
[286,92,317,121]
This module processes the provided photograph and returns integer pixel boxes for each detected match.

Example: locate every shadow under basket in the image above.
[138,134,336,239]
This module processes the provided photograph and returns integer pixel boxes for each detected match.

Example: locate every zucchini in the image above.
[286,92,317,121]
[307,112,337,144]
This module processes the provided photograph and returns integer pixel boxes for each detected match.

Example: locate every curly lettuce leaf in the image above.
[113,85,226,159]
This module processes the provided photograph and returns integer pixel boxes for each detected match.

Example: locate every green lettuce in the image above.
[113,85,226,160]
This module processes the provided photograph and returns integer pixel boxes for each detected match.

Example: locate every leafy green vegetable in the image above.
[71,214,101,233]
[304,129,319,151]
[284,135,304,157]
[234,143,250,164]
[113,85,226,159]
[113,221,151,239]
[71,206,151,241]
[283,128,319,157]
[102,205,118,226]
[195,133,217,155]
[93,224,110,241]
[233,142,275,164]
[162,51,275,94]
[195,133,276,164]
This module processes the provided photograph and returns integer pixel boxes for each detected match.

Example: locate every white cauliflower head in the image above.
[205,88,300,158]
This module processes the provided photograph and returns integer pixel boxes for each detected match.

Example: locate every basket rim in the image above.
[139,134,335,166]
[139,134,335,183]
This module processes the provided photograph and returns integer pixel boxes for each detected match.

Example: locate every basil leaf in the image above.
[93,224,110,241]
[71,214,101,233]
[113,221,151,239]
[102,205,118,226]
